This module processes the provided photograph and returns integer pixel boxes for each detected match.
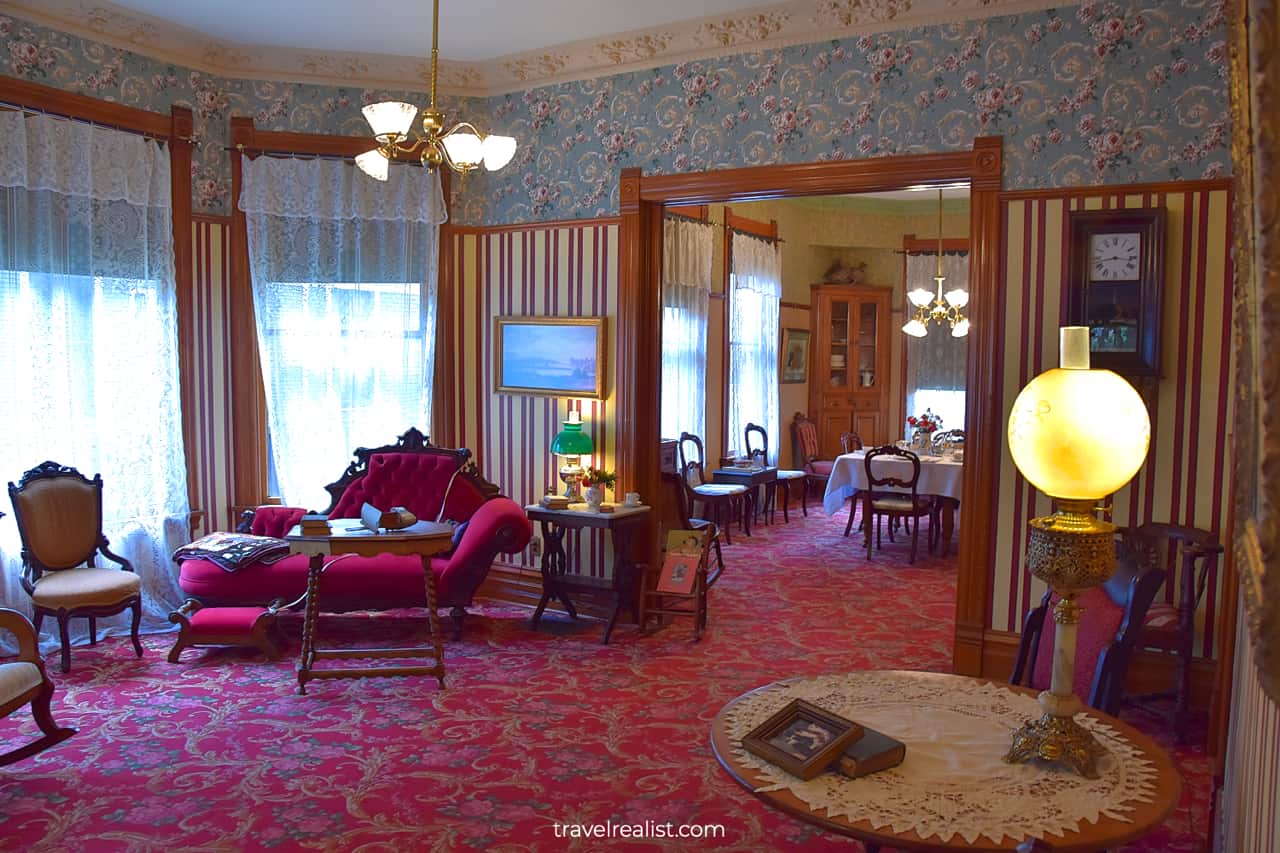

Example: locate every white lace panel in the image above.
[721,671,1159,846]
[0,113,189,654]
[661,217,714,444]
[241,157,442,508]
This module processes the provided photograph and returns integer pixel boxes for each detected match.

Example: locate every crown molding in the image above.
[0,0,1072,97]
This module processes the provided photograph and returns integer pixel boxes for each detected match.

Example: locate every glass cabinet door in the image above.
[858,300,878,388]
[828,299,850,389]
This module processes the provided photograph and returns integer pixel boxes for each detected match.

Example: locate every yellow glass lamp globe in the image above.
[1007,329,1151,501]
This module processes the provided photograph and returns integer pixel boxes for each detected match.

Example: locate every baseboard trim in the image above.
[980,629,1218,710]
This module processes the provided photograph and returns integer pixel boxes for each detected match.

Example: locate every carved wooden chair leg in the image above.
[32,611,43,637]
[88,617,97,646]
[130,598,144,658]
[450,606,466,640]
[57,614,72,673]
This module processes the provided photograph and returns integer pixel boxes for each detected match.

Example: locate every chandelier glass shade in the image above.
[356,0,516,180]
[902,188,969,338]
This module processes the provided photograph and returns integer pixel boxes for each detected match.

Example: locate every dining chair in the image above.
[8,461,145,673]
[860,446,937,564]
[1125,522,1223,742]
[677,433,747,545]
[790,413,836,517]
[1011,531,1167,715]
[744,423,805,523]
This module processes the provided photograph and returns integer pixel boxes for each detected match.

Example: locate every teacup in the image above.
[624,492,641,506]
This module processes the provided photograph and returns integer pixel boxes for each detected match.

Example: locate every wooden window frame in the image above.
[227,117,452,506]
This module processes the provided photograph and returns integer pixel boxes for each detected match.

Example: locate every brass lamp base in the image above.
[1005,711,1106,779]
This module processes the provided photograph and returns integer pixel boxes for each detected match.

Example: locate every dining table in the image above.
[823,449,965,556]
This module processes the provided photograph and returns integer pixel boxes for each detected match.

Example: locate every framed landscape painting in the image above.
[494,316,607,399]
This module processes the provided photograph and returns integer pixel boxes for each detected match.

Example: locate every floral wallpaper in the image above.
[1,0,1229,226]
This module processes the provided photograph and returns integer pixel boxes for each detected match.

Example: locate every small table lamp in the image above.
[550,411,593,501]
[1004,326,1151,778]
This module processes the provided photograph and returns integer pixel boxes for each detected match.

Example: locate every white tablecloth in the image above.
[822,450,964,515]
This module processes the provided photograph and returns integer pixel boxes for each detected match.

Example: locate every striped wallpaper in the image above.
[446,223,620,579]
[991,186,1234,657]
[188,217,235,537]
[1219,601,1280,850]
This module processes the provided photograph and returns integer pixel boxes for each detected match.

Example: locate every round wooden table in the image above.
[711,672,1181,852]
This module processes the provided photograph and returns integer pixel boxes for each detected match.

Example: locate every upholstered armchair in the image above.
[8,462,144,673]
[0,607,76,765]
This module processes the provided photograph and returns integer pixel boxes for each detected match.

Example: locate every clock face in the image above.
[1089,232,1141,281]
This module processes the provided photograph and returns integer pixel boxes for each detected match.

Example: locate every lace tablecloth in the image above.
[717,671,1169,847]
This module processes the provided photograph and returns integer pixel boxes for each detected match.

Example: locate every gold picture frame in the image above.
[493,316,608,399]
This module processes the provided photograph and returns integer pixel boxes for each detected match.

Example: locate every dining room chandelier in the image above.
[902,188,969,338]
[355,0,516,181]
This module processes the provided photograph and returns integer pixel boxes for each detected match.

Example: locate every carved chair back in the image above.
[677,432,709,486]
[744,423,770,465]
[862,445,921,499]
[7,462,117,587]
[790,412,821,469]
[840,432,864,453]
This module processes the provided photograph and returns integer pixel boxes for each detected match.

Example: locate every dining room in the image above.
[659,185,971,573]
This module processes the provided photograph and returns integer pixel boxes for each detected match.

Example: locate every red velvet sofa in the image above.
[177,428,532,637]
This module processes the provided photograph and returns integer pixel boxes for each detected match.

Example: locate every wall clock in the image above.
[1066,208,1166,376]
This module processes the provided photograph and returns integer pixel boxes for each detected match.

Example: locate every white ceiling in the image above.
[107,0,779,60]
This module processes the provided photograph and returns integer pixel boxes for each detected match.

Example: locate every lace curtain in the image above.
[904,252,969,437]
[727,233,782,462]
[240,157,447,509]
[661,217,714,443]
[0,112,190,654]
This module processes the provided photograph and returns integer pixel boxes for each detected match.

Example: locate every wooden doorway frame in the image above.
[615,137,1003,675]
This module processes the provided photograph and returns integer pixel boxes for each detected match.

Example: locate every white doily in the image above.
[721,671,1159,846]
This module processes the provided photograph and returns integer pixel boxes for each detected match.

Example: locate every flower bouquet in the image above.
[906,410,942,451]
[581,467,616,509]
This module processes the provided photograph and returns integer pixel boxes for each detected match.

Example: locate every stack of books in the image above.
[299,513,330,535]
[833,727,906,778]
[539,494,570,510]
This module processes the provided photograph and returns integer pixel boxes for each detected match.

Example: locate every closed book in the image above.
[833,727,905,778]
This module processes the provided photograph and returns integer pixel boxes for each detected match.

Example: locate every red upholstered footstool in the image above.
[168,599,285,662]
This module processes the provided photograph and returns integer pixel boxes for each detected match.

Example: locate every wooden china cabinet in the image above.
[807,284,892,457]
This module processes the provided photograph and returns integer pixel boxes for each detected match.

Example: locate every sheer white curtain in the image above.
[241,157,447,509]
[727,232,782,462]
[904,252,970,437]
[0,112,190,653]
[661,216,714,443]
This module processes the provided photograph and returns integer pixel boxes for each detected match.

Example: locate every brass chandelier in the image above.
[902,188,969,338]
[355,0,516,180]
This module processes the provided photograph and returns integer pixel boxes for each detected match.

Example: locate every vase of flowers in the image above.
[581,467,616,510]
[906,409,943,451]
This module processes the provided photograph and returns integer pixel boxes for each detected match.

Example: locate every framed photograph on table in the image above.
[1065,208,1166,376]
[494,316,607,398]
[742,698,864,780]
[780,328,810,384]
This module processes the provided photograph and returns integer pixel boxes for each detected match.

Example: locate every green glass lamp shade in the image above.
[550,422,593,457]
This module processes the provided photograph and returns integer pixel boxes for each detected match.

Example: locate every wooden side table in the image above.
[525,503,651,644]
[286,520,455,694]
[711,467,777,533]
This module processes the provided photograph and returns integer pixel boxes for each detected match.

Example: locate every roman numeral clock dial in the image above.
[1089,232,1141,281]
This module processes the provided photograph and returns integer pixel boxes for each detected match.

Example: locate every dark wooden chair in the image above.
[677,433,747,545]
[839,432,863,453]
[744,423,806,523]
[790,412,837,517]
[8,461,144,673]
[1126,522,1223,741]
[860,446,937,564]
[0,606,76,765]
[1010,530,1167,715]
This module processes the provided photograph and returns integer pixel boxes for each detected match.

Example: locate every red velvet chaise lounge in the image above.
[177,429,532,637]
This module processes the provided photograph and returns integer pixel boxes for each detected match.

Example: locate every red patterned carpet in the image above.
[0,509,1210,851]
